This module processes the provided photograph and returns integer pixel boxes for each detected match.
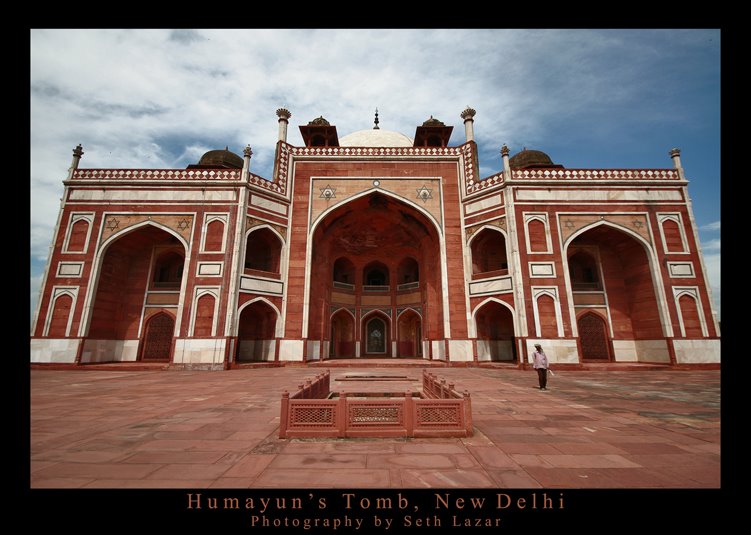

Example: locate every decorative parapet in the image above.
[287,144,464,158]
[466,167,681,197]
[71,168,243,181]
[512,168,680,181]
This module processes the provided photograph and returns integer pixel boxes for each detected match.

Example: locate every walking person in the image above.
[532,343,549,391]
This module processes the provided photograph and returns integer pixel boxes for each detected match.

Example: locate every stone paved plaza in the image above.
[30,366,720,488]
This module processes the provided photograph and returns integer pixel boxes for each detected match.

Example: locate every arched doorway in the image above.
[567,224,665,362]
[86,224,186,363]
[308,192,443,359]
[474,300,515,361]
[330,309,355,358]
[140,312,175,361]
[577,312,611,361]
[363,313,390,356]
[237,300,278,361]
[397,309,422,357]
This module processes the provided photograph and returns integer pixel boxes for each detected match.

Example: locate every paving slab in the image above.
[30,367,720,488]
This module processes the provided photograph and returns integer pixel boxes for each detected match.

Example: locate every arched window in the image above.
[471,229,508,276]
[363,261,389,288]
[397,257,419,288]
[152,251,184,289]
[568,251,601,291]
[245,228,282,275]
[333,257,355,287]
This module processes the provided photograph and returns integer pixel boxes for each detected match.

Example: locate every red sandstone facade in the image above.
[30,108,720,368]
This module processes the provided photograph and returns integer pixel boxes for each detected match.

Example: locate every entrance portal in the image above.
[365,316,388,355]
[578,312,611,360]
[140,312,174,361]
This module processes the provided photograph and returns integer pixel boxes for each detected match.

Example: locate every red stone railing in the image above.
[279,370,472,438]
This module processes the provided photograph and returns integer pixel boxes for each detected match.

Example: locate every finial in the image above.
[276,108,292,120]
[373,108,380,130]
[225,145,229,151]
[460,106,476,120]
[244,145,253,158]
[500,144,510,157]
[73,144,84,158]
[669,148,681,157]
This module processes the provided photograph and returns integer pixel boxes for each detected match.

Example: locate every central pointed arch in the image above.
[304,190,448,356]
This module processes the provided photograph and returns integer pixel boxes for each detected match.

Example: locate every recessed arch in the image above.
[245,226,283,275]
[362,311,390,356]
[397,306,423,320]
[305,189,447,346]
[329,308,356,358]
[467,224,508,246]
[469,226,509,277]
[330,306,356,321]
[237,298,279,361]
[140,311,175,362]
[237,296,282,337]
[244,223,286,244]
[46,293,74,337]
[564,220,672,344]
[363,260,390,286]
[310,187,443,238]
[396,308,422,357]
[100,219,190,252]
[396,256,420,286]
[471,296,516,324]
[333,257,356,285]
[577,310,611,361]
[82,224,188,362]
[473,297,516,361]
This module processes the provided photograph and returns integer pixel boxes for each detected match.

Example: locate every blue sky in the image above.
[30,29,721,319]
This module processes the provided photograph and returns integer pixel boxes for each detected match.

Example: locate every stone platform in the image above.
[30,367,720,488]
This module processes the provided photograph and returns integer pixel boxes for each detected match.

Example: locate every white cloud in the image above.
[701,221,721,232]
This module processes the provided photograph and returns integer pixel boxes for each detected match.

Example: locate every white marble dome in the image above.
[339,129,413,147]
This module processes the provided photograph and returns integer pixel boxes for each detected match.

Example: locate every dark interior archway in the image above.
[237,300,277,361]
[308,192,443,359]
[567,225,664,361]
[474,300,515,361]
[86,225,185,363]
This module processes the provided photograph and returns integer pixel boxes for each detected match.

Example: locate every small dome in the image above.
[509,148,555,169]
[197,147,243,169]
[422,116,446,127]
[307,116,331,126]
[339,129,414,148]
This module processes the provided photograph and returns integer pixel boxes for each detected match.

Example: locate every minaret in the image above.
[276,108,292,142]
[373,108,380,130]
[67,144,84,180]
[501,144,511,179]
[243,145,253,176]
[669,148,685,180]
[460,106,476,142]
